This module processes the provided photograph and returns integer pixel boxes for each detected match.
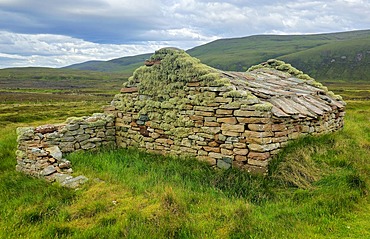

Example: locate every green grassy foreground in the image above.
[0,94,369,238]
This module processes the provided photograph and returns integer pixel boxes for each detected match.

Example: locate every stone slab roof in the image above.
[220,68,345,119]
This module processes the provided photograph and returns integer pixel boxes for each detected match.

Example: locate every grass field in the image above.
[0,67,127,100]
[0,79,369,238]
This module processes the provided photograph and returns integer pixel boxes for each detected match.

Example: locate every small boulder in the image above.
[59,160,71,169]
[61,175,88,189]
[45,146,62,160]
[54,173,73,183]
[35,124,57,134]
[217,159,231,170]
[41,165,57,176]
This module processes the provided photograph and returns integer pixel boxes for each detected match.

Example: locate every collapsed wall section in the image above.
[16,113,115,185]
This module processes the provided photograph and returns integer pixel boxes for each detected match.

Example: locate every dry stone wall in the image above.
[16,113,115,187]
[15,48,346,179]
[106,84,344,174]
[105,48,345,174]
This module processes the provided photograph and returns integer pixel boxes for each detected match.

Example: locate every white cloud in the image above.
[0,31,169,68]
[160,0,369,38]
[0,0,369,68]
[145,28,219,42]
[0,30,216,68]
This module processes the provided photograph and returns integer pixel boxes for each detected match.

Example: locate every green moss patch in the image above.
[124,48,222,101]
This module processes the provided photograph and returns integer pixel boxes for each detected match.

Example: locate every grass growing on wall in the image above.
[0,99,369,238]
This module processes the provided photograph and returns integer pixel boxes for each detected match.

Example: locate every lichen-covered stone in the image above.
[248,143,280,152]
[60,175,89,189]
[41,165,57,176]
[221,124,244,132]
[16,127,35,141]
[217,159,231,170]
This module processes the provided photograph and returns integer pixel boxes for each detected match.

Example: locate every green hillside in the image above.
[188,30,370,81]
[65,53,151,75]
[280,38,370,81]
[63,30,370,82]
[188,34,330,70]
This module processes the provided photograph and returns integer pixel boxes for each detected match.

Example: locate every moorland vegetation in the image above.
[0,30,369,238]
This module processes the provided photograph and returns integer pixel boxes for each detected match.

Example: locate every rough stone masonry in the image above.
[106,48,345,174]
[16,114,115,187]
[16,48,345,184]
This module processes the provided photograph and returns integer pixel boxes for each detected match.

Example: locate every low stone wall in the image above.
[106,89,344,174]
[15,103,344,182]
[16,113,115,186]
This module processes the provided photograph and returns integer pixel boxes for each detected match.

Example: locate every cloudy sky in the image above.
[0,0,369,68]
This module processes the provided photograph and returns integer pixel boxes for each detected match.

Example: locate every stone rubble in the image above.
[16,113,115,188]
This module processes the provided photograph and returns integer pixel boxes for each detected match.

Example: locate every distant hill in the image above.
[188,30,370,81]
[279,38,370,81]
[65,53,152,75]
[64,30,370,81]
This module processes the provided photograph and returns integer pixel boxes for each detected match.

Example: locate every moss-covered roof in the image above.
[116,48,345,119]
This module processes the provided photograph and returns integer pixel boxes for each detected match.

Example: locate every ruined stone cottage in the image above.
[105,48,345,173]
[16,48,345,183]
